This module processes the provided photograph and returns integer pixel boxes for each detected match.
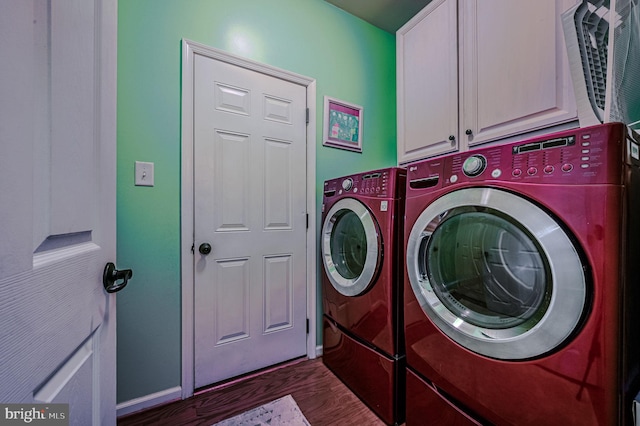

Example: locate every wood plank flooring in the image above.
[117,357,387,426]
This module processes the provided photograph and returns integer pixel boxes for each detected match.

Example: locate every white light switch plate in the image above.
[135,161,154,186]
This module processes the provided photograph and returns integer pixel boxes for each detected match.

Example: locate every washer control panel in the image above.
[408,123,627,190]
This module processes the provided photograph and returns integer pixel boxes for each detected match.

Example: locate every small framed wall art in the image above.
[322,96,363,153]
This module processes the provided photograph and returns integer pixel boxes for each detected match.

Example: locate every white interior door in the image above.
[0,1,118,424]
[193,54,308,387]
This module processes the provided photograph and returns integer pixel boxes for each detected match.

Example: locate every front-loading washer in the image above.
[321,167,406,425]
[403,123,640,425]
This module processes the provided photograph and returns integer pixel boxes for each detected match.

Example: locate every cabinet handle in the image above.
[448,135,455,141]
[465,129,473,136]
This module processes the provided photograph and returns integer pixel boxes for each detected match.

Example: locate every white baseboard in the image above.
[116,386,182,418]
[316,345,323,357]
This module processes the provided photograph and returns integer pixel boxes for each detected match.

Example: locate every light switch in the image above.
[135,161,154,187]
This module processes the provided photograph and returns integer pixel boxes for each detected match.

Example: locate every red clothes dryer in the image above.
[403,123,640,425]
[321,167,406,425]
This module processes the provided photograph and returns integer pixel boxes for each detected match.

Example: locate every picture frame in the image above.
[322,96,363,153]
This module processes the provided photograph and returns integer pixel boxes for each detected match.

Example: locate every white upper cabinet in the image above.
[397,0,577,165]
[397,0,459,163]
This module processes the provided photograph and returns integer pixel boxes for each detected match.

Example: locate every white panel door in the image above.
[0,1,118,425]
[193,54,307,387]
[460,0,577,148]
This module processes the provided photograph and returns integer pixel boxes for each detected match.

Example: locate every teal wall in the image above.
[117,0,396,403]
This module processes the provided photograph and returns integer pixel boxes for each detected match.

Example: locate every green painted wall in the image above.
[117,0,396,403]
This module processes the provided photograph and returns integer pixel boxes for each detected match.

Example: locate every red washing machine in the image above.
[321,167,406,425]
[403,123,640,425]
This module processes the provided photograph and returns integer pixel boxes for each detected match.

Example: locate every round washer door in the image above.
[322,198,381,296]
[406,187,587,360]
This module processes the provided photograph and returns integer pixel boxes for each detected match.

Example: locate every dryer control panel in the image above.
[408,122,627,192]
[324,167,406,199]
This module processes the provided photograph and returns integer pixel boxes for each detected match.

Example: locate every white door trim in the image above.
[180,39,317,399]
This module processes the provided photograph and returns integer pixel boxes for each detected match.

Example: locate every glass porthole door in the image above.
[322,198,381,296]
[406,188,588,360]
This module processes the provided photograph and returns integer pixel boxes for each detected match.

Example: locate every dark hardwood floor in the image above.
[117,357,387,426]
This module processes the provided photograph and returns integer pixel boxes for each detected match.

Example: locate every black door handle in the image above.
[103,262,133,293]
[199,243,212,255]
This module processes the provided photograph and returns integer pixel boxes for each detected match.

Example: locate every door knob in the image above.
[103,262,133,293]
[199,243,212,255]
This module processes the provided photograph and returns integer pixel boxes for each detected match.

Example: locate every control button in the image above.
[544,165,554,174]
[582,134,591,139]
[581,156,590,161]
[342,178,353,191]
[561,163,573,172]
[582,142,591,147]
[491,169,502,178]
[462,154,487,177]
[581,164,590,169]
[527,167,538,176]
[582,149,590,154]
[450,175,458,183]
[512,168,523,177]
[353,188,358,193]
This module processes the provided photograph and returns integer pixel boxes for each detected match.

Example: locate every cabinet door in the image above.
[459,0,577,149]
[397,0,458,164]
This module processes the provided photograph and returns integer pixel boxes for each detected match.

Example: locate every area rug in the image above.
[213,394,311,425]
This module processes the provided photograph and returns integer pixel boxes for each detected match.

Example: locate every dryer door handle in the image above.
[417,233,431,280]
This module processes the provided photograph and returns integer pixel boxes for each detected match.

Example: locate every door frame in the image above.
[180,39,317,399]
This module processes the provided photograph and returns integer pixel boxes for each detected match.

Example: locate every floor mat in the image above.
[212,394,311,425]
